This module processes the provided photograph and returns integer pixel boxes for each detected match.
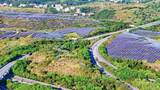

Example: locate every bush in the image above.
[93,9,115,20]
[80,7,96,13]
[64,33,81,39]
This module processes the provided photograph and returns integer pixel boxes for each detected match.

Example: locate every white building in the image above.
[9,4,12,7]
[110,0,123,3]
[34,4,48,8]
[19,4,26,8]
[70,6,76,10]
[76,8,81,14]
[63,7,70,12]
[3,3,8,6]
[0,3,8,7]
[54,4,63,11]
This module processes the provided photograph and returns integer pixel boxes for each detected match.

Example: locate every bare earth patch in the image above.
[145,60,160,72]
[47,58,83,76]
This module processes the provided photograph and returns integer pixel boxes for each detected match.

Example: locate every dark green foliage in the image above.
[93,9,115,20]
[89,21,129,36]
[12,59,30,74]
[80,47,90,60]
[145,25,160,33]
[0,43,39,67]
[114,66,149,80]
[80,7,96,13]
[46,7,58,14]
[147,2,160,12]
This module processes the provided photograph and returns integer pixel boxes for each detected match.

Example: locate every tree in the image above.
[46,7,58,14]
[94,9,115,20]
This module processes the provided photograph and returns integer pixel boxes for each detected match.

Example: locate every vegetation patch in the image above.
[7,80,56,90]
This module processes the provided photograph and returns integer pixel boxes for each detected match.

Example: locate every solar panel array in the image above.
[0,31,16,39]
[131,30,160,38]
[0,27,94,39]
[107,32,160,63]
[0,11,85,21]
[0,24,11,28]
[55,27,94,37]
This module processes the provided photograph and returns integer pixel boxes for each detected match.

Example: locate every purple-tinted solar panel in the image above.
[107,32,160,63]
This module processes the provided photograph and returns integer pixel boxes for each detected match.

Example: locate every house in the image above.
[88,12,94,16]
[9,4,13,7]
[43,4,48,8]
[110,0,123,3]
[54,4,63,11]
[63,7,70,12]
[19,4,27,8]
[0,3,8,7]
[70,6,76,10]
[81,13,86,16]
[34,4,48,8]
[3,3,8,6]
[76,8,81,14]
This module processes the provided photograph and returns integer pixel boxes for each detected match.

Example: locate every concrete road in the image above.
[0,54,30,80]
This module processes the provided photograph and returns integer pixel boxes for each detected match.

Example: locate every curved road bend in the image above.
[0,20,159,90]
[12,76,70,90]
[91,36,117,69]
[85,20,160,40]
[91,35,139,90]
[0,54,30,80]
[90,20,160,70]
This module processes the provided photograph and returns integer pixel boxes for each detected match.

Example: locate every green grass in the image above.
[0,42,39,67]
[8,38,130,90]
[6,80,56,90]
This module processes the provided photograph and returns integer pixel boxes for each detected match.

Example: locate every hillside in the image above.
[0,1,160,90]
[78,1,160,25]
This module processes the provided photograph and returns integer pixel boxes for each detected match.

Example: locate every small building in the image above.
[3,3,8,6]
[63,7,70,12]
[34,4,48,8]
[70,6,76,10]
[110,0,123,3]
[76,8,81,14]
[0,3,8,7]
[9,4,13,7]
[81,13,86,16]
[19,4,26,8]
[54,4,63,11]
